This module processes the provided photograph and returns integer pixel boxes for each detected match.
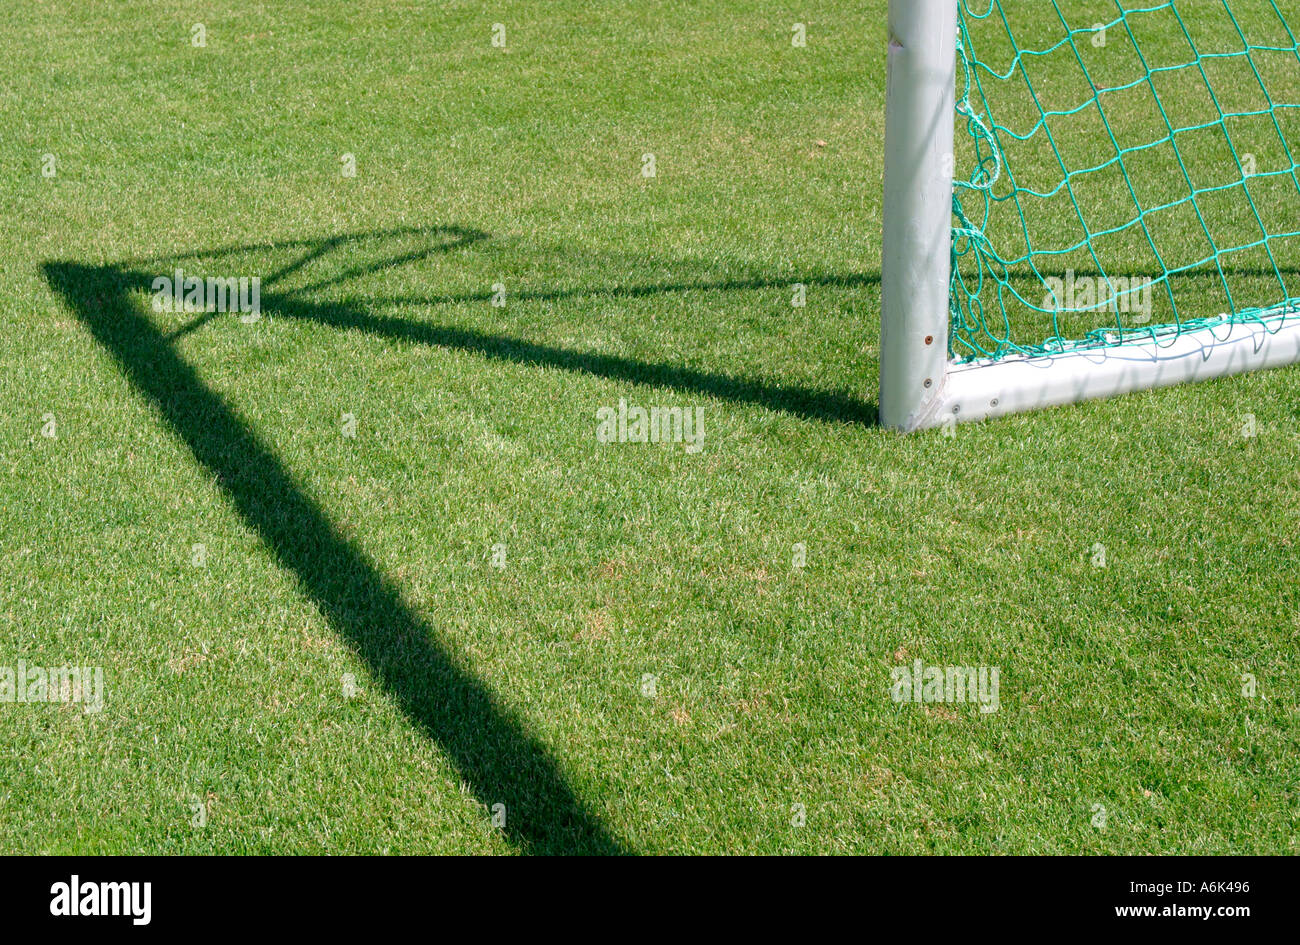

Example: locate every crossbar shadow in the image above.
[258,289,879,425]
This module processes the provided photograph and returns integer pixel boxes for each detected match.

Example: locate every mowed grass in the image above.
[1,0,1297,854]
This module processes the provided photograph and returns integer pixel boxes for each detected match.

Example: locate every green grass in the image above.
[1,0,1297,854]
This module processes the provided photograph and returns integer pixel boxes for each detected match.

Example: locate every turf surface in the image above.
[1,1,1296,854]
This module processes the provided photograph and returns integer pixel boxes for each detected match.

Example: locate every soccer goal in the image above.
[880,0,1300,430]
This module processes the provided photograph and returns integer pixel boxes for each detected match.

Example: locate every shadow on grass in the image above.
[156,228,881,426]
[43,226,880,854]
[45,256,628,856]
[260,288,879,426]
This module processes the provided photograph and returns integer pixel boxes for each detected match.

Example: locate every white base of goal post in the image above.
[879,0,958,432]
[907,317,1300,430]
[877,0,1300,431]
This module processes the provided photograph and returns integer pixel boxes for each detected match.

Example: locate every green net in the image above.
[950,0,1300,362]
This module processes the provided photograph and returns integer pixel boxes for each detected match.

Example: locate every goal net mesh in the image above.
[949,0,1300,362]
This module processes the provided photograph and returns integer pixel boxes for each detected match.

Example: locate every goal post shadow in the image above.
[43,257,630,856]
[41,227,883,853]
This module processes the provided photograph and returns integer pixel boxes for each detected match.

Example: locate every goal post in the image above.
[879,0,1300,431]
[880,0,957,431]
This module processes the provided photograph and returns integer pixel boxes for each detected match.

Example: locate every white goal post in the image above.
[879,0,1300,431]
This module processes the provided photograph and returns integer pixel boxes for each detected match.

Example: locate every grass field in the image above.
[2,1,1297,855]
